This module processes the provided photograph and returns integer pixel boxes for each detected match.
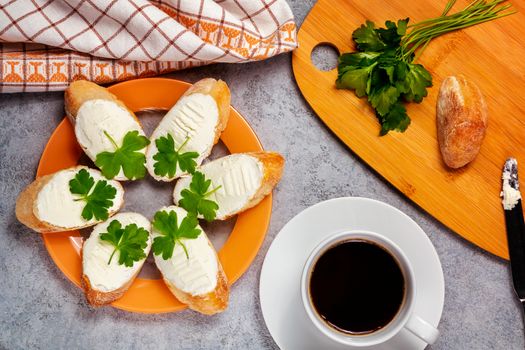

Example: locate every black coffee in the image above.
[309,240,405,335]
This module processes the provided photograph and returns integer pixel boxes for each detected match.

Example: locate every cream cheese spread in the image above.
[173,154,263,219]
[153,206,218,296]
[75,99,146,180]
[146,93,219,181]
[82,212,151,292]
[35,167,123,228]
[501,158,521,210]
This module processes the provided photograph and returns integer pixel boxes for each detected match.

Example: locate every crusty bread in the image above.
[81,267,140,307]
[81,212,152,307]
[146,78,231,181]
[16,172,57,233]
[162,238,229,315]
[15,166,124,233]
[238,152,285,218]
[65,80,147,181]
[437,75,488,169]
[173,152,284,220]
[152,206,229,314]
[183,78,230,146]
[64,80,140,124]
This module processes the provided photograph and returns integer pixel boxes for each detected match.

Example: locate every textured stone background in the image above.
[1,1,523,349]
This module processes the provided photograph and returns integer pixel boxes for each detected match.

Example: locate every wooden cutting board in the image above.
[292,0,525,259]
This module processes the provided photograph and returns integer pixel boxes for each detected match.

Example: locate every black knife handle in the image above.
[505,201,525,299]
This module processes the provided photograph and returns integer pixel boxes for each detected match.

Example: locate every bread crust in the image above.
[146,78,231,181]
[437,75,488,169]
[16,173,57,233]
[181,78,230,146]
[219,152,285,220]
[81,269,140,307]
[64,80,140,124]
[15,166,124,233]
[162,238,229,315]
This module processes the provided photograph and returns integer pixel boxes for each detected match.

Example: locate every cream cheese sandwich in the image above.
[16,166,124,233]
[145,78,230,182]
[82,212,152,306]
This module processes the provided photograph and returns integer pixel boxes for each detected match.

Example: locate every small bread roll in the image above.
[437,75,488,169]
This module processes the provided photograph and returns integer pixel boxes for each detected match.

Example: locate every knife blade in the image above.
[502,158,525,302]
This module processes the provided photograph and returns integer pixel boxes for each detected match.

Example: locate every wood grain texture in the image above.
[292,0,525,259]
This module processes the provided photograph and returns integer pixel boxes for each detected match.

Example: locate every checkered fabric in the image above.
[0,0,297,92]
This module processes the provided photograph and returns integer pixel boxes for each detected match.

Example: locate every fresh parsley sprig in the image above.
[336,0,514,135]
[95,130,150,180]
[99,220,149,267]
[153,134,199,178]
[178,171,221,222]
[152,210,202,260]
[69,169,116,221]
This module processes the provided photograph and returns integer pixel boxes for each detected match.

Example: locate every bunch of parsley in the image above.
[337,0,514,135]
[337,18,431,135]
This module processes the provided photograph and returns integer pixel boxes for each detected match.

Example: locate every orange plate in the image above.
[37,78,272,313]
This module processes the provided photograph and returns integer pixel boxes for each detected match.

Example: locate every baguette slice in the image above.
[152,206,229,315]
[16,166,124,233]
[173,152,284,220]
[145,78,230,182]
[81,212,152,307]
[65,80,148,181]
[437,75,488,169]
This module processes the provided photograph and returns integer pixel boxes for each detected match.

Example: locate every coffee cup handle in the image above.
[405,314,439,344]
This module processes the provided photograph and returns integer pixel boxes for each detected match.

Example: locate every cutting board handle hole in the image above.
[311,43,339,72]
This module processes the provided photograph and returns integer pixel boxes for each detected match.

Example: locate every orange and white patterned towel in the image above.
[0,0,297,92]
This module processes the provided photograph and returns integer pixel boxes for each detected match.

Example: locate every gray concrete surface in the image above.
[1,1,523,349]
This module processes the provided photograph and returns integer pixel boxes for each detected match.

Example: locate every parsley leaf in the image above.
[336,63,376,98]
[352,21,386,51]
[152,134,199,178]
[379,102,411,135]
[99,220,149,267]
[368,84,401,116]
[152,210,202,260]
[376,19,408,48]
[69,169,116,221]
[400,63,433,103]
[178,171,221,222]
[95,130,150,180]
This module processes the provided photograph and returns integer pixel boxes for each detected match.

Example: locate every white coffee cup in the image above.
[300,230,439,347]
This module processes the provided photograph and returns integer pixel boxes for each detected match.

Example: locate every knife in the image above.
[502,158,525,313]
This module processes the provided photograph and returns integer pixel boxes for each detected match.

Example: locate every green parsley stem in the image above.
[108,248,117,265]
[176,136,191,153]
[399,0,515,63]
[178,239,190,260]
[204,185,222,197]
[103,130,119,150]
[441,0,457,16]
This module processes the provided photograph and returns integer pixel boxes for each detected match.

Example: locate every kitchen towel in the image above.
[0,0,297,92]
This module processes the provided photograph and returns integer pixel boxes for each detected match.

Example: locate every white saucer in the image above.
[259,197,444,350]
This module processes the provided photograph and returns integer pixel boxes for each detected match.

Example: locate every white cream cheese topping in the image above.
[173,154,264,220]
[153,206,218,296]
[35,167,123,228]
[146,93,219,181]
[501,158,521,210]
[75,99,146,180]
[83,212,152,292]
